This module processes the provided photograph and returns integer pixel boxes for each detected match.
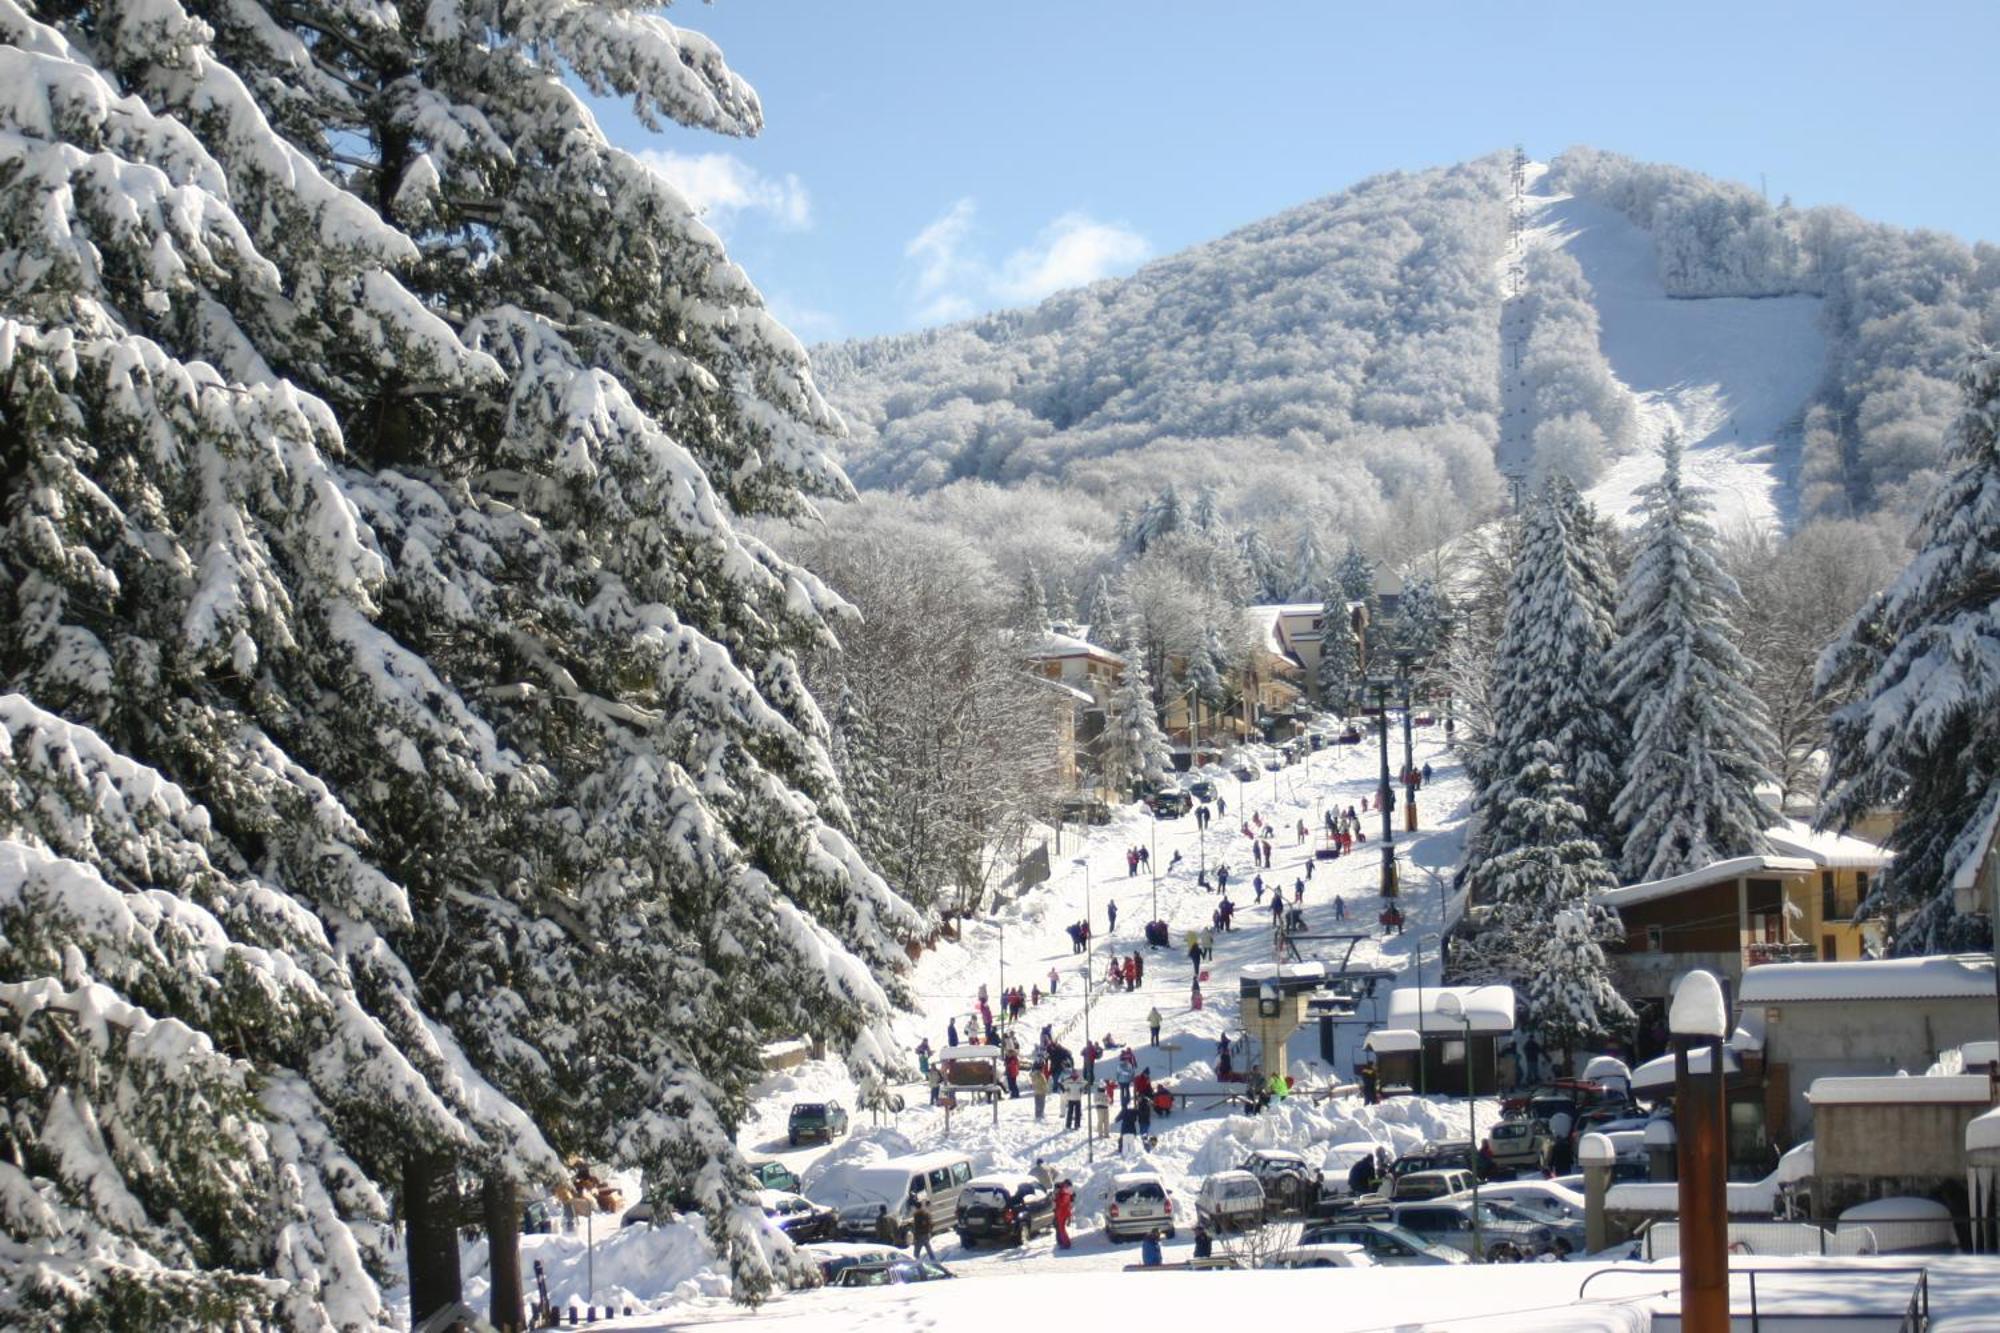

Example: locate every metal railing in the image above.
[1576,1262,1931,1330]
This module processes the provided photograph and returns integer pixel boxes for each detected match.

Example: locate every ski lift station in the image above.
[1364,984,1518,1095]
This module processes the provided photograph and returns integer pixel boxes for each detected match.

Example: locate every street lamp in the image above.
[1393,648,1421,832]
[1354,680,1399,900]
[1435,991,1480,1259]
[1670,970,1730,1332]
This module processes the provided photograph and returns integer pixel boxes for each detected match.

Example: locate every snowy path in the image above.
[1516,162,1825,534]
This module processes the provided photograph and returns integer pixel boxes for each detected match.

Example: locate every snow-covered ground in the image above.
[1517,161,1826,535]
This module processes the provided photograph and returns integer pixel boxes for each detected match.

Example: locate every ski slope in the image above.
[1519,163,1826,535]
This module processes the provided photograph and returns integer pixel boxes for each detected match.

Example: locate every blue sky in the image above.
[601,3,1998,343]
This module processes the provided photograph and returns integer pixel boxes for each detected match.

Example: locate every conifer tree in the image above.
[1019,565,1054,633]
[1102,641,1174,792]
[1819,350,2000,953]
[1337,541,1376,606]
[1290,528,1332,601]
[1316,591,1361,710]
[1394,576,1454,659]
[1237,529,1288,603]
[1608,436,1777,881]
[1466,480,1625,897]
[1085,573,1121,641]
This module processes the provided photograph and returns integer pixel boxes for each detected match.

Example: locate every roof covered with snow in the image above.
[1240,961,1330,984]
[1364,1028,1423,1053]
[1805,1074,1993,1105]
[1630,1043,1744,1095]
[1025,631,1124,665]
[1738,954,1996,1003]
[1384,984,1516,1035]
[1952,798,2000,892]
[1968,1106,2000,1156]
[1763,819,1893,870]
[1595,855,1816,909]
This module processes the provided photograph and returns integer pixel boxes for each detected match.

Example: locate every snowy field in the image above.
[1516,162,1826,536]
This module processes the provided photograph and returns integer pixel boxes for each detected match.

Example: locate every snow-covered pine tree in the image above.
[1188,622,1232,712]
[1337,541,1376,606]
[267,3,928,1309]
[1819,349,2000,953]
[1019,565,1054,632]
[1394,576,1454,659]
[1191,484,1222,532]
[1608,435,1777,882]
[1237,529,1289,603]
[1290,527,1332,601]
[1465,480,1625,894]
[1456,743,1629,1063]
[0,8,559,1322]
[1085,572,1121,642]
[1102,640,1174,793]
[1316,590,1360,710]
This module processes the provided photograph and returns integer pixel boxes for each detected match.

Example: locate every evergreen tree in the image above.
[1458,743,1627,1056]
[1102,640,1174,792]
[1394,576,1454,660]
[1,0,923,1316]
[1191,484,1222,532]
[1290,527,1332,601]
[1466,480,1625,896]
[1084,572,1121,641]
[1316,591,1361,710]
[1236,529,1289,603]
[1337,541,1377,606]
[1819,350,2000,953]
[1019,565,1053,633]
[1608,436,1777,881]
[1188,622,1232,712]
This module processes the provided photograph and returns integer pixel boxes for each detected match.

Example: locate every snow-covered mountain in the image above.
[814,149,1996,546]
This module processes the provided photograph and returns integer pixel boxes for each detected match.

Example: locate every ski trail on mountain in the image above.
[1520,163,1825,534]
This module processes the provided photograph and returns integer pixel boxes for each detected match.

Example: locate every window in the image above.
[1821,934,1838,961]
[1645,924,1663,952]
[951,1162,973,1185]
[1821,871,1837,921]
[1855,871,1870,902]
[929,1168,951,1191]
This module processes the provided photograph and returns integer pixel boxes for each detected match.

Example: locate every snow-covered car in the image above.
[1239,1149,1323,1214]
[1299,1219,1469,1266]
[828,1259,955,1287]
[760,1190,840,1243]
[816,1153,976,1243]
[801,1242,908,1285]
[954,1174,1054,1247]
[1259,1243,1375,1269]
[787,1100,849,1146]
[1185,778,1218,802]
[1105,1171,1176,1242]
[1195,1170,1266,1233]
[1470,1179,1587,1225]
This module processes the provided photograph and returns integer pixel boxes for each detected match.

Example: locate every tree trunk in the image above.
[404,1151,463,1326]
[483,1174,525,1332]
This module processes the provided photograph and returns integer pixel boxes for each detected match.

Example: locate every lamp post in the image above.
[1436,991,1480,1259]
[1394,648,1420,832]
[1358,679,1398,900]
[1670,970,1730,1332]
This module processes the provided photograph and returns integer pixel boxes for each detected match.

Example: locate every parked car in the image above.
[1484,1117,1551,1175]
[1299,1219,1469,1266]
[1146,788,1194,818]
[1260,1243,1375,1270]
[1471,1179,1587,1225]
[1391,1142,1478,1178]
[1105,1171,1176,1242]
[1057,795,1113,826]
[954,1173,1054,1247]
[801,1242,907,1285]
[1240,1149,1324,1214]
[1186,778,1218,802]
[1195,1170,1267,1233]
[787,1100,849,1146]
[1385,1200,1556,1263]
[750,1160,802,1194]
[1228,758,1259,781]
[828,1259,955,1287]
[1390,1168,1477,1202]
[814,1152,976,1243]
[759,1190,840,1243]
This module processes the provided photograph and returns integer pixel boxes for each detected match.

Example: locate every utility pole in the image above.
[1370,679,1398,899]
[1395,649,1420,831]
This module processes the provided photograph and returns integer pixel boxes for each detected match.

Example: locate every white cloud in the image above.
[995,213,1152,303]
[639,149,811,230]
[900,198,1149,325]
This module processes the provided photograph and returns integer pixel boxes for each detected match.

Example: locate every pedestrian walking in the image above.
[1092,1084,1111,1138]
[1054,1181,1075,1249]
[910,1191,938,1261]
[1107,900,1118,933]
[1293,879,1304,904]
[1031,1063,1050,1120]
[1148,1006,1163,1047]
[1062,1073,1084,1129]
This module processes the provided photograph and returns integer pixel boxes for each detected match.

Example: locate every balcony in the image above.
[1743,941,1817,967]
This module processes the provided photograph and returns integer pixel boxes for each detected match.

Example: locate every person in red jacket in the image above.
[1053,1180,1075,1249]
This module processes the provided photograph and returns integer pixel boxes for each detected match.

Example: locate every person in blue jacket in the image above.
[1140,1230,1164,1267]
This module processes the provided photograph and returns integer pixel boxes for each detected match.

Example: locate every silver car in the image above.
[1299,1219,1469,1266]
[1387,1200,1555,1263]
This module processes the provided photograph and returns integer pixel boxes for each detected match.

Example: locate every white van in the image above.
[813,1152,976,1244]
[1195,1170,1266,1232]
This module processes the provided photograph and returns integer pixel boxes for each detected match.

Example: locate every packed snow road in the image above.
[735,721,1490,1276]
